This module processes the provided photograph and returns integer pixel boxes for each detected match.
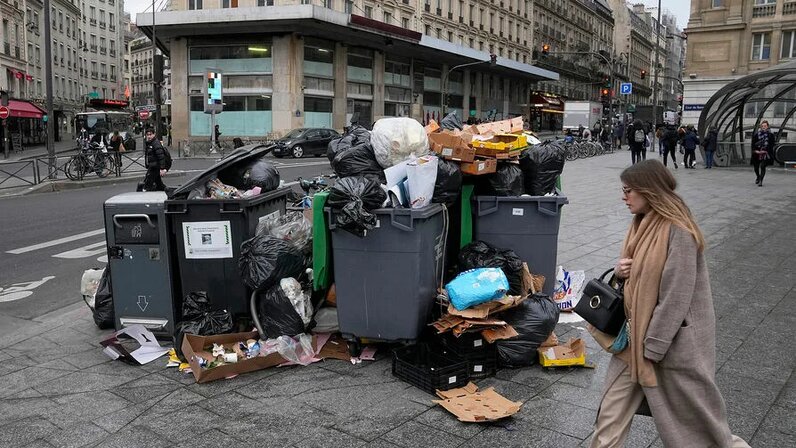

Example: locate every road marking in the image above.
[274,160,332,169]
[97,255,108,263]
[52,241,107,259]
[0,276,56,302]
[6,229,105,254]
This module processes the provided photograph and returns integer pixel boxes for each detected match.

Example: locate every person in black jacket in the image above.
[681,125,700,169]
[626,119,647,164]
[143,127,167,191]
[660,125,679,169]
[702,126,718,169]
[751,120,776,186]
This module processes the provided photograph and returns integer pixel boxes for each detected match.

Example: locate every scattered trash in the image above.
[326,176,387,237]
[312,307,339,333]
[92,267,114,329]
[433,382,522,423]
[459,241,525,295]
[538,338,588,368]
[175,291,235,360]
[100,324,170,365]
[495,293,560,367]
[439,111,464,131]
[432,159,463,206]
[256,211,313,253]
[371,117,429,169]
[80,268,104,310]
[406,155,439,208]
[253,280,309,339]
[238,235,306,290]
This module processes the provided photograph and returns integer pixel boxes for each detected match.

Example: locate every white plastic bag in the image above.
[553,266,586,311]
[406,155,438,209]
[279,278,313,326]
[270,334,315,365]
[80,268,105,310]
[371,117,429,168]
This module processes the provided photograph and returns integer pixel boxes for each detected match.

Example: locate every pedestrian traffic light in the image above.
[542,44,550,56]
[640,70,647,79]
[489,54,497,66]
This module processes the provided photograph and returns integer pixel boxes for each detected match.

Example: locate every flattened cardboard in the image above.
[481,325,519,344]
[460,158,497,175]
[431,314,465,333]
[445,295,525,318]
[540,331,559,348]
[182,331,285,383]
[434,382,522,423]
[538,338,587,368]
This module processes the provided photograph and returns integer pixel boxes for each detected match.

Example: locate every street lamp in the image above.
[441,55,496,116]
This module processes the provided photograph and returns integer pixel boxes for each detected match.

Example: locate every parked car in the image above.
[272,128,340,158]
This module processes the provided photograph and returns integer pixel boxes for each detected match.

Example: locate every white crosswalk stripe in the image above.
[6,229,108,262]
[52,241,107,259]
[6,229,104,254]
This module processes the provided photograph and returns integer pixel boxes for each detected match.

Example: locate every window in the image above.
[711,0,723,7]
[345,0,353,13]
[222,0,238,7]
[782,30,796,59]
[188,0,203,10]
[257,0,275,5]
[754,0,775,4]
[324,0,333,8]
[402,17,409,28]
[384,11,392,24]
[364,5,372,18]
[751,32,771,60]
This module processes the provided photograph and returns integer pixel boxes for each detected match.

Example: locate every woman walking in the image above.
[589,160,750,448]
[751,120,775,186]
[703,126,718,169]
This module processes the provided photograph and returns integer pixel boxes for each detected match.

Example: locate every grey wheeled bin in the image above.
[472,194,568,296]
[104,192,177,337]
[165,144,289,317]
[326,205,446,354]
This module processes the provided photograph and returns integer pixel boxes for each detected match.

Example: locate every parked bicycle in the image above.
[289,174,335,209]
[65,140,115,180]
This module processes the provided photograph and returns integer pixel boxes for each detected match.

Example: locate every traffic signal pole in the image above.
[538,50,615,119]
[441,55,496,116]
[651,0,662,153]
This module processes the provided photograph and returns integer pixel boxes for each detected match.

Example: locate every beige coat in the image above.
[601,226,737,447]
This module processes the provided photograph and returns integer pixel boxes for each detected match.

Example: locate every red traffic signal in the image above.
[640,70,647,79]
[601,88,610,96]
[541,44,550,55]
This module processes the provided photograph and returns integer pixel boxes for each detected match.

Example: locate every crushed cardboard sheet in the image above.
[481,325,520,344]
[434,382,523,423]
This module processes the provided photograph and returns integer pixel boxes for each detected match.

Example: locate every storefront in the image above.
[529,92,564,132]
[4,100,46,147]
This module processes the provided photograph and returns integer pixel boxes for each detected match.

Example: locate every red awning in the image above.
[8,100,46,119]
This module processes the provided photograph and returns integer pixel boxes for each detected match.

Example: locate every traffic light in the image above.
[489,54,497,67]
[640,70,647,79]
[603,76,611,88]
[601,88,610,97]
[541,44,550,56]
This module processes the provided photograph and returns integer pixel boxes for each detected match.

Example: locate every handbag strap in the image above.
[599,267,625,294]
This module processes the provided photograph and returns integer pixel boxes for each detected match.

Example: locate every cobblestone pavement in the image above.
[0,150,793,448]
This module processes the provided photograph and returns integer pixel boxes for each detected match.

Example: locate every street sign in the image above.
[138,110,151,120]
[0,106,9,119]
[620,83,633,95]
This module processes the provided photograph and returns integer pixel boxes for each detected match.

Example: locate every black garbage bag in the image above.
[440,112,463,131]
[475,163,524,197]
[327,124,371,162]
[327,176,387,237]
[254,284,306,339]
[459,241,525,295]
[175,291,235,360]
[329,142,385,183]
[92,268,114,329]
[522,142,565,195]
[496,293,560,367]
[518,147,539,196]
[218,157,280,192]
[432,159,463,206]
[239,235,307,290]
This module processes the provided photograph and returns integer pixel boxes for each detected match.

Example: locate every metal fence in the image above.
[0,160,37,190]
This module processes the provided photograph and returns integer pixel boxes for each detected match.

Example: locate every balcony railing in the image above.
[785,1,796,15]
[109,25,116,32]
[15,46,21,59]
[89,18,97,25]
[90,44,97,52]
[99,22,106,29]
[752,4,775,18]
[100,73,107,80]
[100,47,107,55]
[91,71,98,78]
[109,50,116,57]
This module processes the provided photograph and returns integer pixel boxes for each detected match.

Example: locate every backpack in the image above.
[163,146,173,171]
[634,128,646,144]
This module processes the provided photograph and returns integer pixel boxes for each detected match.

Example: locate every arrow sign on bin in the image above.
[137,295,149,312]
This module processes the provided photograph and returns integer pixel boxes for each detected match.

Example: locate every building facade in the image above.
[79,0,125,100]
[1,0,27,99]
[532,0,615,129]
[683,0,796,126]
[136,1,557,145]
[609,0,654,109]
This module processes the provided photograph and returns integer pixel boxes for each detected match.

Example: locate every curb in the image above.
[0,170,197,198]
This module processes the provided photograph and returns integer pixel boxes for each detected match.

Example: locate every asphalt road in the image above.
[0,154,333,336]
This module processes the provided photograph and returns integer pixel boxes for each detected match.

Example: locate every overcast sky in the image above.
[125,0,691,30]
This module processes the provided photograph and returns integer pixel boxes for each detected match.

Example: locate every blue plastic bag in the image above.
[446,268,510,311]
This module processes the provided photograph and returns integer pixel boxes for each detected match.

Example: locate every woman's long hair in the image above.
[621,160,705,251]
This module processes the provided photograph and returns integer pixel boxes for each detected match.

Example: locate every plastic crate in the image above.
[472,194,568,295]
[165,188,289,317]
[392,344,469,394]
[326,205,445,343]
[439,333,498,379]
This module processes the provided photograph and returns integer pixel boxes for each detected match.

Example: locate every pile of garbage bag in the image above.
[496,293,560,367]
[519,141,566,196]
[459,241,526,295]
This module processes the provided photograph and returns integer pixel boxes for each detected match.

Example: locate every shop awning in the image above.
[8,100,46,119]
[529,94,564,110]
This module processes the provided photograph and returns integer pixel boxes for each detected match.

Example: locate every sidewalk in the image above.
[2,139,79,162]
[0,151,794,447]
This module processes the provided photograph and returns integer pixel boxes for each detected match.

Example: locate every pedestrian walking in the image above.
[108,131,125,169]
[614,122,625,149]
[142,127,168,192]
[751,120,775,186]
[681,125,700,169]
[589,159,750,448]
[626,119,647,164]
[660,125,679,169]
[702,126,718,169]
[214,124,222,145]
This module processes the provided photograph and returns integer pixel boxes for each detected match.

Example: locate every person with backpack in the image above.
[627,119,647,164]
[702,126,718,169]
[681,125,700,169]
[660,125,680,169]
[143,127,171,191]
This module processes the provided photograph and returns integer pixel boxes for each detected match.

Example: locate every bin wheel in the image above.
[348,340,362,358]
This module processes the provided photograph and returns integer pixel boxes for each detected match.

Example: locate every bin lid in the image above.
[105,192,168,206]
[169,143,275,200]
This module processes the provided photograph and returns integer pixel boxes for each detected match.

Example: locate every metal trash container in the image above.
[104,192,177,336]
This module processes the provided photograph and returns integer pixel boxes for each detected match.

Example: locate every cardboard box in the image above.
[425,119,440,134]
[471,134,528,151]
[434,382,523,422]
[182,331,286,383]
[427,132,476,162]
[538,338,587,368]
[474,147,522,159]
[510,116,524,133]
[481,325,519,344]
[460,158,497,175]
